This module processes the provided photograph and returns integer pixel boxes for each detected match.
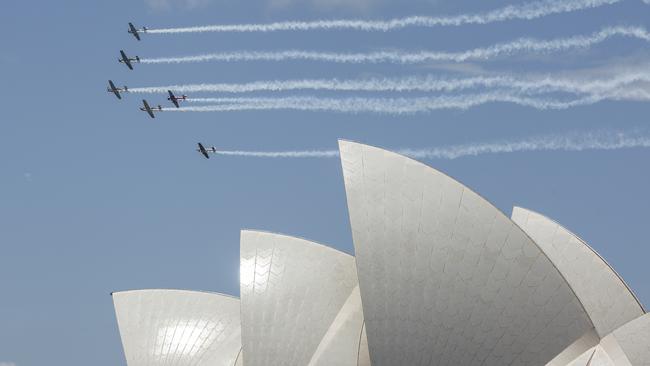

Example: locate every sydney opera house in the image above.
[112,141,649,366]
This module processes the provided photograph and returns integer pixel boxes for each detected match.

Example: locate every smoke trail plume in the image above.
[129,71,650,95]
[148,0,620,33]
[164,88,650,114]
[212,130,650,160]
[141,26,650,64]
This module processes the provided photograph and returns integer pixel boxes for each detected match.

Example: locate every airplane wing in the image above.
[198,143,210,159]
[120,50,133,70]
[168,90,180,108]
[108,80,121,100]
[129,23,141,41]
[142,100,155,118]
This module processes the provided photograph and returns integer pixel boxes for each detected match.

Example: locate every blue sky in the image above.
[0,0,649,365]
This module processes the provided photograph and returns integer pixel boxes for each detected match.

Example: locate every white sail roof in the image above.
[602,313,650,366]
[308,286,368,366]
[339,140,594,366]
[239,230,360,366]
[513,207,644,338]
[112,289,242,366]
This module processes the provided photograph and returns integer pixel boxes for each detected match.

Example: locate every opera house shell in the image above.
[112,141,648,366]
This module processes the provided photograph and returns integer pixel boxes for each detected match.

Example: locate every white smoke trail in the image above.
[212,130,650,160]
[129,71,650,95]
[148,0,621,33]
[164,88,650,114]
[216,150,340,158]
[168,94,582,113]
[141,26,650,64]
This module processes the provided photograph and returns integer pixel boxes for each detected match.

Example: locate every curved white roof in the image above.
[546,329,600,366]
[588,347,617,366]
[562,314,650,366]
[602,313,650,365]
[239,230,359,366]
[357,324,371,366]
[565,346,615,366]
[112,289,242,366]
[235,352,243,366]
[512,207,644,338]
[308,286,367,366]
[339,140,594,366]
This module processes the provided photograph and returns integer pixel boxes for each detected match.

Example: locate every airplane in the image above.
[140,99,162,119]
[167,90,188,108]
[128,22,148,41]
[118,50,140,70]
[197,143,217,159]
[107,80,128,100]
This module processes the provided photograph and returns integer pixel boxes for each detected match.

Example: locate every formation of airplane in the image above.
[113,25,195,112]
[119,50,140,70]
[128,22,148,41]
[111,24,219,159]
[167,90,188,108]
[140,100,162,119]
[107,80,128,100]
[197,143,218,159]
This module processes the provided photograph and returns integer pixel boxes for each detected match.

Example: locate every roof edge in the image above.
[110,288,240,301]
[240,229,354,258]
